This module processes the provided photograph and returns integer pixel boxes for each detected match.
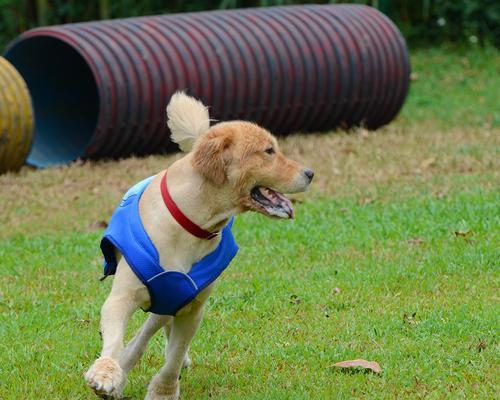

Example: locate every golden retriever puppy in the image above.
[84,92,314,400]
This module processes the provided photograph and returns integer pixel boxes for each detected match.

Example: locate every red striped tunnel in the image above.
[4,4,410,167]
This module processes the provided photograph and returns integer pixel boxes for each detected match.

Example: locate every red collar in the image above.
[160,171,218,240]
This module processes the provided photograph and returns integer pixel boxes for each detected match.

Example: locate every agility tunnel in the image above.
[4,4,410,168]
[0,57,33,173]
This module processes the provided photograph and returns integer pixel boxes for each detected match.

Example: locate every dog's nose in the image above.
[303,168,315,182]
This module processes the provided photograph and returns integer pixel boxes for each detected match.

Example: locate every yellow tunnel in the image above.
[0,56,33,173]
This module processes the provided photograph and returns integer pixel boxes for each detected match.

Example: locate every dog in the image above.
[84,92,314,400]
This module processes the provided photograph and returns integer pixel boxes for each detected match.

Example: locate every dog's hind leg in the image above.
[164,320,192,369]
[145,307,205,400]
[119,314,193,378]
[145,286,213,400]
[85,261,147,399]
[120,314,171,374]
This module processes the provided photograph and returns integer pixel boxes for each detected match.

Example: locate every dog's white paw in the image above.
[85,356,125,399]
[145,375,180,400]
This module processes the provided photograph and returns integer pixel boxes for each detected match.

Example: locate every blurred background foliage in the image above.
[0,0,499,50]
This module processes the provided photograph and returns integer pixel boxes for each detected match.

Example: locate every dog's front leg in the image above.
[86,262,147,399]
[145,288,212,400]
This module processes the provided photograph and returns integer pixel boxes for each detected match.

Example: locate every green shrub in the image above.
[1,1,499,51]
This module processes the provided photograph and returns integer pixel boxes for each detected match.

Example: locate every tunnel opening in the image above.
[5,36,99,167]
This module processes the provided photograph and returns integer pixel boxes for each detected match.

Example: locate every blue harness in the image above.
[100,176,239,315]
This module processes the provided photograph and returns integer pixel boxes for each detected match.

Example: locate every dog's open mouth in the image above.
[250,187,294,219]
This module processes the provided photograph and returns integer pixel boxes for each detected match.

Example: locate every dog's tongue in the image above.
[259,187,294,219]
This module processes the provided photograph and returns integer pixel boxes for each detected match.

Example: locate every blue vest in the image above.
[100,176,239,315]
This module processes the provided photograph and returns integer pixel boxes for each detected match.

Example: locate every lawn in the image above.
[0,46,498,399]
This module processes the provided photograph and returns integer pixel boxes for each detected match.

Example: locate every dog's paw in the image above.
[145,375,180,400]
[85,356,125,399]
[182,352,192,369]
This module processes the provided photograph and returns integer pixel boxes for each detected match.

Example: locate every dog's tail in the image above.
[166,92,210,152]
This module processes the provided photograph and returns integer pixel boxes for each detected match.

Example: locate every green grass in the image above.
[400,45,499,128]
[0,46,499,399]
[0,188,498,399]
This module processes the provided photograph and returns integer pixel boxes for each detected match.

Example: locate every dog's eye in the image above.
[265,147,275,155]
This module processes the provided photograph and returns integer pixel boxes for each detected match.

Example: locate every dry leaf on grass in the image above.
[420,156,437,170]
[454,229,475,245]
[473,339,487,352]
[332,359,382,374]
[289,196,304,204]
[408,236,425,246]
[289,294,301,305]
[454,229,473,237]
[359,128,370,139]
[359,196,376,206]
[403,312,420,326]
[88,220,108,231]
[341,147,357,156]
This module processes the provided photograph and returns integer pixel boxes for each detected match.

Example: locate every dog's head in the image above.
[191,121,313,219]
[167,92,313,219]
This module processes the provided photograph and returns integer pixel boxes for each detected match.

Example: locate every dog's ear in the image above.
[192,132,232,185]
